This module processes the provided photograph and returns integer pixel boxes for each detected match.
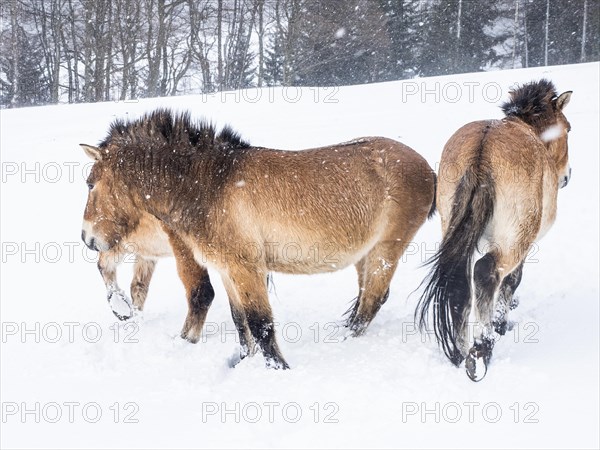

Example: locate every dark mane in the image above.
[501,79,559,132]
[99,108,250,150]
[218,125,251,149]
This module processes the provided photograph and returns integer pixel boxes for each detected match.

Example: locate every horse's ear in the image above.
[80,144,102,161]
[556,91,572,111]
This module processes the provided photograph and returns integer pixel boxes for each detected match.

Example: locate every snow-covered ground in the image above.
[1,63,598,449]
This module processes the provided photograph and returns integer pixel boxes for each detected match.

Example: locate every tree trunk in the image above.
[9,0,20,107]
[544,0,550,66]
[60,26,73,103]
[257,0,265,87]
[50,0,62,103]
[83,5,94,101]
[581,0,588,62]
[283,0,300,85]
[93,1,107,102]
[236,0,259,89]
[512,0,519,69]
[457,0,462,39]
[217,0,223,90]
[523,11,529,67]
[67,0,79,102]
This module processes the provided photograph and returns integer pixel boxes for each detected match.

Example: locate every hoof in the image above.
[493,319,515,336]
[228,348,247,368]
[465,352,488,382]
[107,289,133,321]
[493,319,508,336]
[465,340,493,382]
[180,317,203,344]
[346,316,368,337]
[228,343,260,368]
[265,357,290,370]
[244,341,258,358]
[180,329,200,344]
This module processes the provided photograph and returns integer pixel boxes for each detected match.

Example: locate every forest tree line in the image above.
[1,0,598,108]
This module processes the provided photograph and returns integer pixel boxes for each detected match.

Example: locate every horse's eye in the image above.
[87,183,94,191]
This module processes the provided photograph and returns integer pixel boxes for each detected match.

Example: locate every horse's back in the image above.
[439,118,551,251]
[238,136,433,214]
[221,137,434,273]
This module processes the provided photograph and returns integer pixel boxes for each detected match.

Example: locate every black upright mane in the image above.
[99,108,250,150]
[501,79,559,131]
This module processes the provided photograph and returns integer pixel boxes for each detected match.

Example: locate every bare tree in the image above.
[257,0,265,87]
[581,0,588,62]
[544,0,549,66]
[217,0,223,89]
[9,0,20,106]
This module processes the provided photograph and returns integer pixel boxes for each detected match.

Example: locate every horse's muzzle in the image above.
[81,229,99,252]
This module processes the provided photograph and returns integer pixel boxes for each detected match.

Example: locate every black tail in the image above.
[416,163,495,365]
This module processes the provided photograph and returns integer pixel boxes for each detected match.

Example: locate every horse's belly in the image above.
[263,227,383,274]
[266,245,358,274]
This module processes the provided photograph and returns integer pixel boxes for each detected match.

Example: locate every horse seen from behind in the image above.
[417,79,572,381]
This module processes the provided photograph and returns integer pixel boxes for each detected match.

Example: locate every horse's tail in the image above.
[416,162,495,366]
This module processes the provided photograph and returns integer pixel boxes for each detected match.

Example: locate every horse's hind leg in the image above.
[224,263,288,369]
[130,256,157,311]
[347,241,405,336]
[344,258,366,327]
[493,262,524,335]
[222,277,256,362]
[467,250,524,381]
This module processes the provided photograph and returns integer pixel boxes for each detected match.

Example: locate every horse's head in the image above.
[542,91,573,188]
[502,80,573,189]
[80,143,141,252]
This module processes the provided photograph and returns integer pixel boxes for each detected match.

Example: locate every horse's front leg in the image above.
[163,228,215,344]
[222,277,257,364]
[98,249,134,320]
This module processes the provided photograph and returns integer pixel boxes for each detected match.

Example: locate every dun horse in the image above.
[96,216,214,345]
[417,80,572,381]
[80,109,435,368]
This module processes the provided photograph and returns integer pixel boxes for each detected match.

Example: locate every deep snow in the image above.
[1,63,598,449]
